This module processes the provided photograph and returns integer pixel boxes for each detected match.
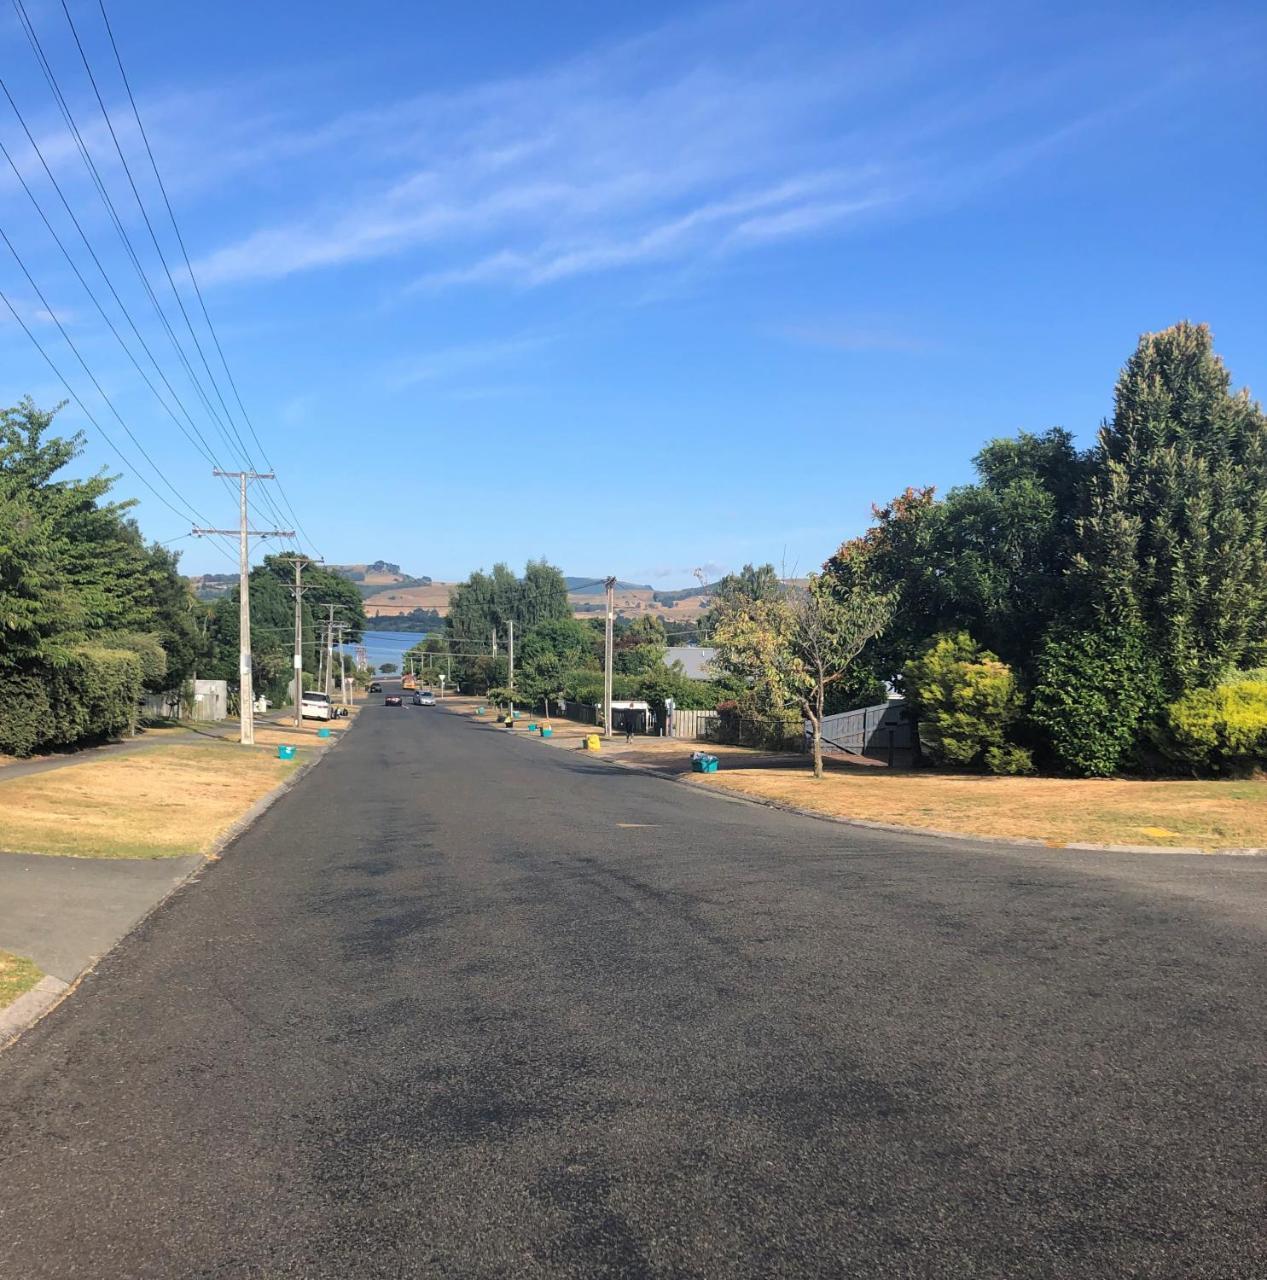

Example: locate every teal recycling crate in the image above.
[540,726,553,738]
[317,727,331,739]
[690,752,718,773]
[477,706,485,715]
[526,722,538,732]
[277,744,297,761]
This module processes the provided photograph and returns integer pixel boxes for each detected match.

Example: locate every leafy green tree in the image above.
[613,614,667,675]
[0,398,193,751]
[1072,322,1267,696]
[825,429,1087,684]
[380,662,398,674]
[445,559,571,692]
[713,573,890,778]
[702,563,782,636]
[1029,623,1161,776]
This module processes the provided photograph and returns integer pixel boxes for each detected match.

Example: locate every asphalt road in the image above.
[2,699,1266,1277]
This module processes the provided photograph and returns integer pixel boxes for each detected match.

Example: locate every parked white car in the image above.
[301,691,333,720]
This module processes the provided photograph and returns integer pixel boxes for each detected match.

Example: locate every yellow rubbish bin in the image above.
[585,733,601,752]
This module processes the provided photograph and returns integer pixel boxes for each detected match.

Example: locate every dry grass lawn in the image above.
[0,950,43,1009]
[696,766,1267,850]
[455,699,1267,850]
[0,742,305,858]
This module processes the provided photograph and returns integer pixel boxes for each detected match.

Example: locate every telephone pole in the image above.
[193,471,292,746]
[278,555,321,727]
[603,576,616,738]
[507,618,515,702]
[334,624,349,706]
[322,602,337,698]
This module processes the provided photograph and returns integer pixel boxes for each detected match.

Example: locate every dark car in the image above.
[384,694,402,706]
[368,681,382,693]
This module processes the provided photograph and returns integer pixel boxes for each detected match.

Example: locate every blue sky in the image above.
[1,0,1264,586]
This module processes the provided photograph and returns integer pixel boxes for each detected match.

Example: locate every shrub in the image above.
[0,646,141,756]
[1160,680,1267,774]
[110,631,168,691]
[0,672,54,756]
[50,646,143,746]
[636,665,726,713]
[983,743,1036,776]
[905,631,1026,773]
[1030,623,1160,776]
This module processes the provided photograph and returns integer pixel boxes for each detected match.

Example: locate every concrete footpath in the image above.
[0,852,204,982]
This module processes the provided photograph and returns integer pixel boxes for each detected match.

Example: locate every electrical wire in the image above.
[0,79,237,485]
[0,282,236,567]
[96,0,319,557]
[9,0,264,505]
[0,129,225,469]
[59,0,300,545]
[9,0,302,552]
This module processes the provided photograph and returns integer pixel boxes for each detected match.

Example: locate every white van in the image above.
[301,690,333,721]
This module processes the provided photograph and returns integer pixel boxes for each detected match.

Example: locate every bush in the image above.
[983,743,1035,776]
[0,646,141,756]
[636,665,727,713]
[905,631,1026,773]
[49,646,143,746]
[110,631,168,691]
[1160,680,1267,774]
[0,672,54,756]
[1030,623,1160,776]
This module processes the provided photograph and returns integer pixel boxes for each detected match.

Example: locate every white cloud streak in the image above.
[159,2,1261,297]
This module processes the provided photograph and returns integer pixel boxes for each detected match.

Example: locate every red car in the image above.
[384,694,402,707]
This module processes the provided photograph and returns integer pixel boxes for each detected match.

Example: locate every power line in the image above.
[0,282,235,566]
[95,0,320,557]
[8,0,299,548]
[0,128,226,470]
[0,78,240,487]
[8,0,266,505]
[57,0,260,472]
[58,0,298,548]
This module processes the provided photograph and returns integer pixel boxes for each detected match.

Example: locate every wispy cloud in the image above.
[167,2,1260,299]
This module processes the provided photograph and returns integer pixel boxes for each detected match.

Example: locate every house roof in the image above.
[664,646,717,680]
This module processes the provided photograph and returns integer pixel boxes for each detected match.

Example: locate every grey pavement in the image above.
[1,700,1265,1277]
[0,735,169,782]
[0,852,203,981]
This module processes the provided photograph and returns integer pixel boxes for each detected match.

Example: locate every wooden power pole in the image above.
[278,555,321,727]
[193,471,292,746]
[603,576,616,738]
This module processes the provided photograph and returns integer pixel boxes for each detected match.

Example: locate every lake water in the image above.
[342,629,430,670]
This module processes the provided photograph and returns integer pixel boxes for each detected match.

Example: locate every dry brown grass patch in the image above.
[0,743,305,858]
[694,767,1267,850]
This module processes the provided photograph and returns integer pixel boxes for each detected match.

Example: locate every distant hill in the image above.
[652,581,720,606]
[329,563,432,588]
[190,572,237,602]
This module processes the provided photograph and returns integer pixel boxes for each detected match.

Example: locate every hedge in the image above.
[1160,680,1267,775]
[0,645,142,756]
